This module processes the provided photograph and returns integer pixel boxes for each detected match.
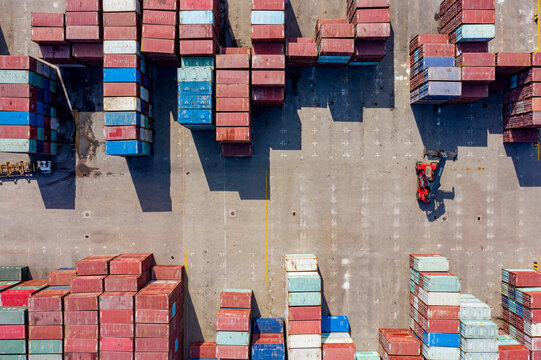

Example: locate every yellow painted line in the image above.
[182,126,187,276]
[538,0,540,52]
[265,170,269,284]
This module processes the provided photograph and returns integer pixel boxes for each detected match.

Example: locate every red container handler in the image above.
[151,266,184,281]
[66,325,99,339]
[66,0,101,12]
[287,320,321,335]
[65,293,100,311]
[104,27,139,41]
[216,54,251,69]
[252,87,285,106]
[144,0,178,10]
[29,325,63,340]
[179,39,217,56]
[252,55,285,69]
[66,12,101,26]
[70,276,106,293]
[216,112,251,127]
[0,126,38,139]
[379,329,421,356]
[252,0,284,10]
[216,70,250,85]
[216,84,250,98]
[323,342,356,360]
[216,98,251,112]
[64,338,99,353]
[66,26,102,42]
[76,255,118,276]
[350,8,390,24]
[143,10,177,25]
[31,13,65,27]
[221,143,253,157]
[104,13,141,27]
[110,253,154,275]
[65,311,99,325]
[251,25,285,42]
[31,28,66,44]
[0,325,26,340]
[216,308,251,331]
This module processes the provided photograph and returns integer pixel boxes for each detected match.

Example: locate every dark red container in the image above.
[216,84,250,98]
[0,98,36,112]
[0,125,37,139]
[64,338,99,353]
[70,276,105,293]
[100,309,134,324]
[144,0,178,10]
[409,34,448,54]
[0,325,26,339]
[216,98,251,112]
[104,26,138,41]
[28,325,63,340]
[348,0,390,8]
[104,274,148,292]
[350,8,390,24]
[100,323,134,338]
[252,87,285,106]
[103,12,140,27]
[190,342,217,358]
[66,12,100,26]
[252,55,285,69]
[150,266,184,281]
[0,56,37,71]
[31,27,66,44]
[143,10,178,25]
[72,43,103,63]
[64,353,99,360]
[252,43,284,55]
[252,70,285,87]
[66,0,101,11]
[216,54,250,69]
[64,293,100,311]
[141,38,176,54]
[216,309,251,331]
[110,254,154,275]
[142,25,176,39]
[65,325,99,339]
[64,311,98,325]
[38,45,74,64]
[287,320,321,335]
[49,269,78,286]
[100,337,134,352]
[456,52,495,67]
[351,41,386,62]
[251,0,284,10]
[179,39,217,56]
[66,26,101,42]
[251,25,284,42]
[221,143,253,157]
[31,13,64,27]
[318,38,354,56]
[76,255,117,276]
[216,112,251,127]
[456,42,489,53]
[216,345,249,360]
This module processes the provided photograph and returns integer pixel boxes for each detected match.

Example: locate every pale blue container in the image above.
[28,340,62,354]
[251,11,285,25]
[460,339,498,353]
[216,331,250,346]
[29,355,63,360]
[0,139,37,153]
[460,351,498,360]
[178,68,214,82]
[422,274,461,292]
[356,352,380,360]
[422,344,460,360]
[287,273,321,292]
[0,70,43,88]
[460,320,498,339]
[456,25,495,42]
[288,292,321,306]
[411,255,450,272]
[179,10,215,25]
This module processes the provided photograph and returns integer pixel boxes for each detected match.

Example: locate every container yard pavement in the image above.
[1,0,541,352]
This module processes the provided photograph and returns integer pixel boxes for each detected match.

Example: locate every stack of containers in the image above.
[252,318,285,360]
[251,0,285,106]
[177,56,215,130]
[379,328,422,360]
[502,54,541,142]
[141,0,178,64]
[0,56,59,155]
[190,342,217,360]
[178,1,220,57]
[285,254,322,360]
[316,19,354,66]
[439,0,496,44]
[459,294,498,360]
[346,0,390,66]
[355,351,381,360]
[215,50,252,147]
[452,44,493,103]
[216,289,253,360]
[1,280,49,307]
[28,286,71,359]
[498,332,531,360]
[103,0,154,157]
[409,254,461,360]
[31,12,74,65]
[64,255,117,358]
[321,316,356,360]
[0,306,28,358]
[286,38,318,67]
[65,0,103,65]
[409,35,461,104]
[135,276,184,359]
[501,269,541,360]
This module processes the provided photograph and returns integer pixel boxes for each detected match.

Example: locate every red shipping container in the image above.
[66,0,101,11]
[65,325,99,339]
[216,54,250,69]
[252,70,285,87]
[288,306,321,321]
[104,274,148,292]
[76,255,117,276]
[99,292,135,310]
[252,43,284,55]
[251,25,284,42]
[221,143,253,158]
[135,315,181,338]
[103,12,140,27]
[65,311,98,325]
[252,55,285,69]
[456,52,495,67]
[100,323,134,338]
[416,314,460,333]
[31,13,64,27]
[0,325,26,339]
[134,352,180,360]
[441,0,495,15]
[410,294,460,319]
[216,345,249,360]
[379,329,421,356]
[66,26,101,42]
[287,320,321,335]
[179,0,219,11]
[456,42,489,53]
[110,254,154,275]
[29,325,63,340]
[252,334,284,343]
[151,266,184,281]
[142,25,176,39]
[523,290,541,309]
[66,12,100,26]
[216,127,251,143]
[355,23,390,41]
[348,0,390,8]
[0,56,37,71]
[323,342,356,360]
[135,309,175,324]
[103,83,144,99]
[64,353,99,360]
[141,38,176,55]
[31,27,66,44]
[0,125,38,139]
[64,293,100,311]
[497,53,532,67]
[316,22,355,39]
[216,70,250,85]
[533,52,541,67]
[508,270,541,287]
[350,8,390,24]
[351,41,386,62]
[1,290,37,307]
[103,54,141,69]
[318,38,354,56]
[216,112,251,127]
[29,290,70,311]
[190,342,217,359]
[533,351,541,360]
[216,309,251,331]
[70,276,105,293]
[178,24,216,39]
[48,269,77,286]
[100,337,134,352]
[104,27,139,41]
[136,283,183,312]
[0,83,38,98]
[64,338,99,353]
[179,39,217,56]
[462,67,495,82]
[503,129,540,143]
[144,0,178,10]
[409,34,448,54]
[216,98,251,112]
[99,352,134,360]
[216,84,250,98]
[100,309,134,324]
[498,344,530,360]
[0,98,36,112]
[143,10,177,25]
[504,112,541,129]
[252,0,284,10]
[135,336,180,353]
[252,87,285,106]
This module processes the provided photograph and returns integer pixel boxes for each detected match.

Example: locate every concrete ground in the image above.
[0,0,540,352]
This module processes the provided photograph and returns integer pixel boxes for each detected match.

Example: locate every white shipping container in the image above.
[103,40,140,55]
[287,335,321,349]
[321,333,353,344]
[103,0,141,13]
[523,321,541,337]
[418,287,460,306]
[104,97,142,112]
[288,348,322,360]
[285,254,318,272]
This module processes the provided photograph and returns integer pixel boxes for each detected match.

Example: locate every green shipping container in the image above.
[287,273,321,292]
[0,308,27,325]
[0,267,29,282]
[29,355,62,360]
[288,292,321,306]
[0,355,27,360]
[0,340,26,354]
[28,340,62,354]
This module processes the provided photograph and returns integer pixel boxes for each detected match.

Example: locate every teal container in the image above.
[0,267,29,282]
[177,68,214,82]
[288,292,321,306]
[0,308,27,325]
[10,286,43,291]
[422,274,461,292]
[50,108,56,118]
[29,340,62,354]
[410,268,419,284]
[0,355,27,360]
[29,356,61,360]
[181,57,215,69]
[0,340,26,354]
[410,279,416,293]
[287,273,321,292]
[216,331,250,346]
[412,255,449,272]
[356,351,380,360]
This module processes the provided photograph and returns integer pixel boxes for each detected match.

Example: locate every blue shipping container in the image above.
[317,55,352,64]
[103,68,142,84]
[253,318,284,334]
[179,10,215,25]
[252,345,285,360]
[251,11,285,25]
[179,95,212,109]
[321,316,350,333]
[105,140,150,156]
[178,81,213,95]
[0,112,38,126]
[411,57,455,77]
[422,331,461,347]
[178,109,213,125]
